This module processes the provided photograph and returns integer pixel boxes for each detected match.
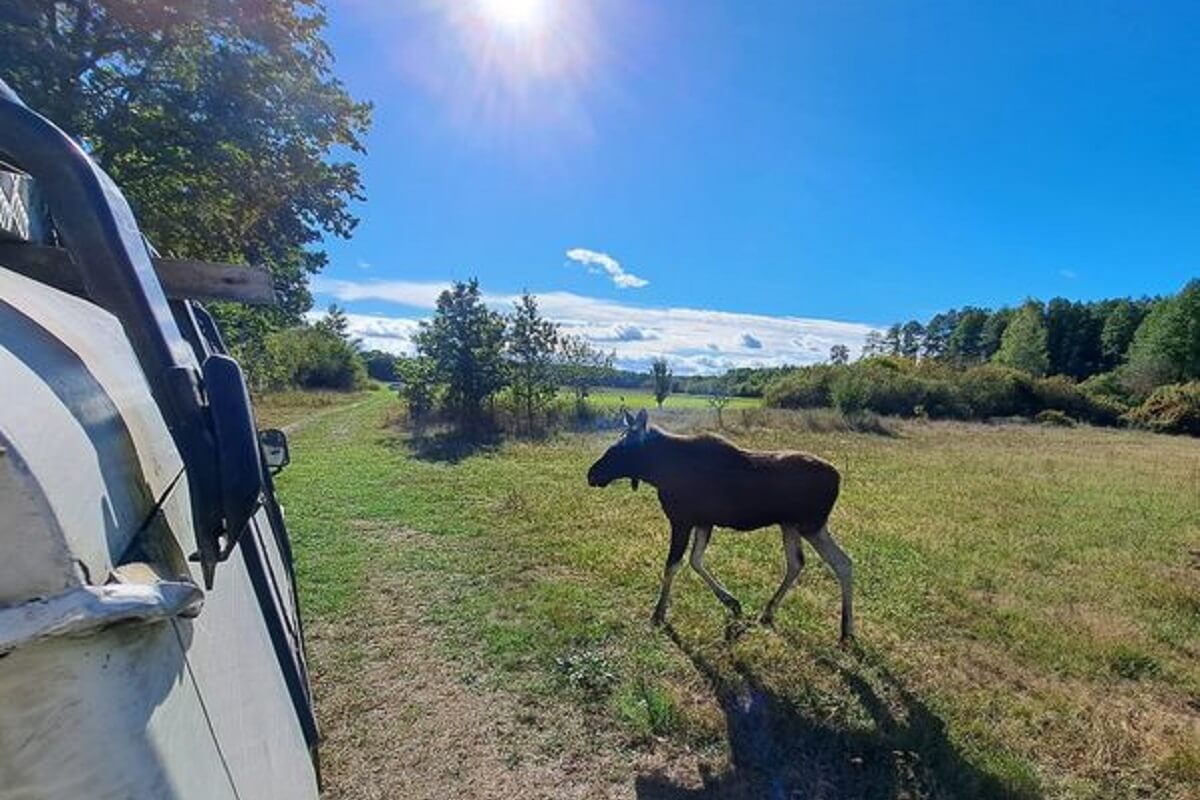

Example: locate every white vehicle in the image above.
[0,82,319,798]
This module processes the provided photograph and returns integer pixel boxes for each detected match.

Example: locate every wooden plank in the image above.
[0,243,276,305]
[153,258,275,305]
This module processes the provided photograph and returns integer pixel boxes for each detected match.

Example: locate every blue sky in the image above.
[315,1,1199,372]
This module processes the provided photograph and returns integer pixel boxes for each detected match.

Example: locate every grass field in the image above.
[582,387,762,413]
[274,390,1199,799]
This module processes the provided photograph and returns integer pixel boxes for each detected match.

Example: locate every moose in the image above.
[587,409,854,641]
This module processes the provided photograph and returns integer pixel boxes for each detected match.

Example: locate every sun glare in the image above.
[477,0,548,34]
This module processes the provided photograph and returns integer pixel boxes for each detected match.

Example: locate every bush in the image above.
[1124,382,1200,436]
[1034,409,1074,427]
[1031,375,1121,426]
[958,365,1035,418]
[262,326,367,391]
[395,356,438,422]
[1079,370,1132,409]
[763,365,839,408]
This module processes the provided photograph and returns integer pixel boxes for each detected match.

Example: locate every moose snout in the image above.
[587,464,604,487]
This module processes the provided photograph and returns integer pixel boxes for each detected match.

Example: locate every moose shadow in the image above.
[635,624,1037,800]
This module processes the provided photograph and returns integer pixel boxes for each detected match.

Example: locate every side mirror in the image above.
[198,353,264,587]
[259,429,290,474]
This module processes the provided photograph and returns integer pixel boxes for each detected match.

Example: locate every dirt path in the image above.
[305,528,714,800]
[281,399,367,436]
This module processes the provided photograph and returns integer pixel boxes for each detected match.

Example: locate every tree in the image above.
[1098,299,1146,370]
[1044,298,1101,379]
[0,1,372,371]
[921,310,959,360]
[899,320,925,359]
[559,335,614,408]
[413,279,507,430]
[362,349,398,382]
[262,324,366,391]
[506,292,559,433]
[882,323,902,356]
[1125,280,1200,391]
[860,330,885,359]
[993,301,1049,376]
[946,308,989,363]
[829,344,850,365]
[980,308,1013,361]
[707,379,732,427]
[316,303,351,339]
[651,358,672,408]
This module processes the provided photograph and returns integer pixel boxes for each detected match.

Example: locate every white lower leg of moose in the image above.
[652,561,680,624]
[689,526,743,616]
[761,524,805,625]
[652,522,691,625]
[809,526,854,641]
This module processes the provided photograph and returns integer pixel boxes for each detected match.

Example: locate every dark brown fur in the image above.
[637,430,840,533]
[588,412,854,639]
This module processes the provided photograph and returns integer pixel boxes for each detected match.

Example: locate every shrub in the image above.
[958,365,1035,418]
[763,365,839,408]
[1124,382,1200,436]
[1034,409,1074,427]
[395,356,438,422]
[262,326,367,391]
[1079,370,1132,408]
[1031,376,1121,426]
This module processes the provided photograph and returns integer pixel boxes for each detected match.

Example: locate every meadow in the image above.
[274,389,1199,799]
[580,387,762,413]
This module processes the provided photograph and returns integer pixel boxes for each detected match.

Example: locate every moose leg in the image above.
[652,522,690,625]
[808,526,855,642]
[690,526,743,617]
[761,524,805,625]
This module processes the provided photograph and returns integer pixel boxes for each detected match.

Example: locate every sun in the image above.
[477,0,549,34]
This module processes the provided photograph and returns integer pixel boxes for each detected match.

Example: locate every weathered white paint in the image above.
[0,264,318,798]
[0,265,183,596]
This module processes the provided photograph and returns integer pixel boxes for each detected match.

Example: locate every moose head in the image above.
[587,408,651,491]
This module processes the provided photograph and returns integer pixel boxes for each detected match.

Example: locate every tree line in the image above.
[861,280,1199,393]
[764,279,1199,435]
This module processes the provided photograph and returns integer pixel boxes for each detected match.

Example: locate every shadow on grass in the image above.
[636,624,1038,800]
[396,427,503,464]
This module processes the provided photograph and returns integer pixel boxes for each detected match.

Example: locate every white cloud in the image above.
[1059,268,1078,279]
[592,324,657,342]
[314,280,879,375]
[741,333,763,350]
[565,248,649,289]
[305,310,421,355]
[312,278,449,308]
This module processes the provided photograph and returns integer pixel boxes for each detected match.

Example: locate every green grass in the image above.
[278,390,1200,799]
[581,386,761,411]
[252,387,372,428]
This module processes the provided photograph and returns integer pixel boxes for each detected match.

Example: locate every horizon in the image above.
[313,1,1199,373]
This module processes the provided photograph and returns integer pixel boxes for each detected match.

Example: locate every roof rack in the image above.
[0,160,274,305]
[0,79,266,587]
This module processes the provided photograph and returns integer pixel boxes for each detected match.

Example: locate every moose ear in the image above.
[634,409,648,430]
[622,409,636,428]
